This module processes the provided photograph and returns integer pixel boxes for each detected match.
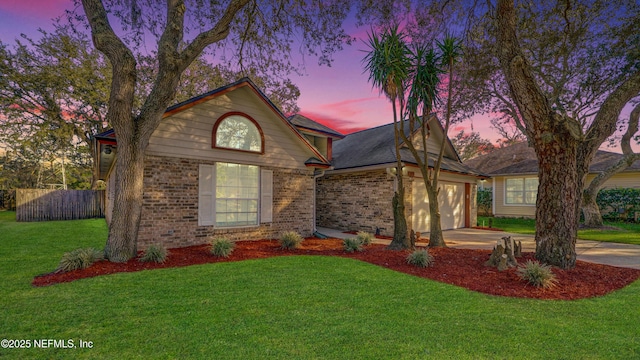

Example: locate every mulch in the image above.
[32,239,640,300]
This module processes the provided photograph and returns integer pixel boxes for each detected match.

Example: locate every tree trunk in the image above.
[534,138,580,269]
[104,134,147,262]
[427,185,446,247]
[389,185,410,250]
[581,190,604,228]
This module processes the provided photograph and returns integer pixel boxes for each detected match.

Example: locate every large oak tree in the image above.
[409,0,639,268]
[77,0,404,262]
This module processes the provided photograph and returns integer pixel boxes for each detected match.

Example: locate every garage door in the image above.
[411,180,465,233]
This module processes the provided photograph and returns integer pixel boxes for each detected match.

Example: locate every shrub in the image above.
[477,188,493,216]
[343,238,363,253]
[596,188,640,222]
[279,231,304,250]
[356,231,374,246]
[139,244,169,263]
[57,247,104,273]
[406,249,434,268]
[517,260,558,289]
[211,238,235,258]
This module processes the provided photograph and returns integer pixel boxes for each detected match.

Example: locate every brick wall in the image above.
[316,169,412,237]
[136,155,314,250]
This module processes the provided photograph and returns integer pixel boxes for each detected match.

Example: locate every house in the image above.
[465,142,640,218]
[95,78,332,249]
[95,78,486,249]
[315,120,488,237]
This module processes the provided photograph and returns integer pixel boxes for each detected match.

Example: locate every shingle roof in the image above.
[331,122,486,177]
[288,114,344,139]
[465,142,640,175]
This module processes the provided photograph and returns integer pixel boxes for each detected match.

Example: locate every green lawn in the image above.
[479,216,640,245]
[1,211,640,359]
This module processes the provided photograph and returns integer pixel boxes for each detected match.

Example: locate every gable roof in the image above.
[330,121,486,177]
[288,114,344,139]
[465,142,640,176]
[94,78,330,179]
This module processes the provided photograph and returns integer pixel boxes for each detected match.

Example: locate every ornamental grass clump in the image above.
[517,260,558,289]
[279,231,304,250]
[406,249,434,268]
[56,247,104,273]
[211,238,235,258]
[343,238,363,253]
[356,231,374,246]
[139,244,169,263]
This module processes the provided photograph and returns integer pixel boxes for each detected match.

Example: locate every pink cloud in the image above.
[318,97,381,118]
[298,111,369,134]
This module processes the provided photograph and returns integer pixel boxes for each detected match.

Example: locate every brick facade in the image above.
[136,155,314,250]
[316,169,478,237]
[316,169,413,237]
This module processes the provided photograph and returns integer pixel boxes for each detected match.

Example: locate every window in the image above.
[215,163,259,227]
[198,163,272,227]
[505,177,538,205]
[213,113,264,153]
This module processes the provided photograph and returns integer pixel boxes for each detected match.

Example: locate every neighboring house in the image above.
[95,78,331,249]
[465,142,640,218]
[316,120,488,237]
[95,78,487,249]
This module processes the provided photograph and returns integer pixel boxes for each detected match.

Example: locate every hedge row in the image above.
[596,188,640,222]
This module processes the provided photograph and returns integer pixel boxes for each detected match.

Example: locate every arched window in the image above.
[212,112,264,153]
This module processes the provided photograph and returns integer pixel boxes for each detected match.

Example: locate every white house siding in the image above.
[493,175,537,218]
[493,172,639,219]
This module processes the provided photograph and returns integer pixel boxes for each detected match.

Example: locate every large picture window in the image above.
[199,164,272,227]
[213,113,264,153]
[505,177,538,205]
[215,162,259,227]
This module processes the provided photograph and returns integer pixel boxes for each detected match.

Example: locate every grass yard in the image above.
[1,210,640,359]
[478,216,640,245]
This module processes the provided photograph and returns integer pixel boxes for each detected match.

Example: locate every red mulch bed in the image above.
[33,239,640,300]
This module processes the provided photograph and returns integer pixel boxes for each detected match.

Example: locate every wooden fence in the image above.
[16,189,105,222]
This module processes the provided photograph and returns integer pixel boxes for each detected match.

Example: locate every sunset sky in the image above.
[0,1,633,152]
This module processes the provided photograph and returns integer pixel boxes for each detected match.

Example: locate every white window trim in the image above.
[198,163,273,228]
[504,176,538,207]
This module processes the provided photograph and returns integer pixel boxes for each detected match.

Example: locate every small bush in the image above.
[517,260,557,289]
[356,231,374,246]
[211,238,235,258]
[57,248,104,273]
[139,244,168,263]
[406,249,434,268]
[279,231,304,249]
[343,238,363,253]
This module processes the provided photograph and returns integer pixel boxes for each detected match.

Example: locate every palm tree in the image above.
[401,43,446,247]
[363,25,412,250]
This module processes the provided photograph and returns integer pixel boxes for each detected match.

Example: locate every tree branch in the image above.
[179,0,251,67]
[494,0,553,137]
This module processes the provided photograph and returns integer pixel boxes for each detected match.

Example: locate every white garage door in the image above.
[411,180,465,233]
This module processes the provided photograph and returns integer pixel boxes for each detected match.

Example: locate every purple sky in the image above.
[0,1,633,152]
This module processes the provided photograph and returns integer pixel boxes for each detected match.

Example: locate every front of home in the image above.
[95,78,331,249]
[466,142,640,218]
[95,78,487,249]
[316,120,488,237]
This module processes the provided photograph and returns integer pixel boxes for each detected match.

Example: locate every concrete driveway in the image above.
[316,227,640,270]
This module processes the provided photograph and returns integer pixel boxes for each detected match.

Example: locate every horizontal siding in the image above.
[586,172,640,189]
[147,87,313,169]
[493,176,536,218]
[409,126,458,159]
